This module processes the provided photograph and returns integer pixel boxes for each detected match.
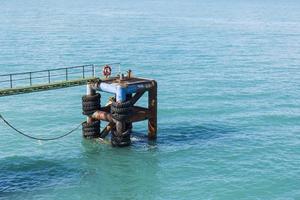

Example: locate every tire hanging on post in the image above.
[110,99,133,147]
[82,92,101,138]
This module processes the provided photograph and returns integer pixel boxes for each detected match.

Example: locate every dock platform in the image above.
[0,64,157,147]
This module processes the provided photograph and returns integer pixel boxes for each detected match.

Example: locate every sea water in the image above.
[1,0,300,199]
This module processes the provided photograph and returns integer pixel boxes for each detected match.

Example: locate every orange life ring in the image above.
[103,65,112,77]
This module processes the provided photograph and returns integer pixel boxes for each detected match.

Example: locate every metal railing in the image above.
[0,64,97,89]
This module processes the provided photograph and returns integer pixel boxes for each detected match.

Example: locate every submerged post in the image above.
[86,84,95,124]
[82,82,101,138]
[111,85,132,147]
[148,81,157,140]
[80,67,157,147]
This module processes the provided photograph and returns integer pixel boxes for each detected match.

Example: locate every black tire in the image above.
[82,99,100,106]
[82,109,99,116]
[82,93,101,102]
[111,139,131,147]
[82,101,100,116]
[82,121,100,129]
[111,129,130,137]
[83,130,100,138]
[111,106,132,114]
[111,136,129,143]
[111,131,131,147]
[82,102,100,109]
[82,125,99,132]
[112,113,130,122]
[82,121,100,138]
[111,100,132,108]
[82,105,100,112]
[82,110,97,116]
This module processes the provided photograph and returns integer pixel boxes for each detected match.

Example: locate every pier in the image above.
[0,64,157,147]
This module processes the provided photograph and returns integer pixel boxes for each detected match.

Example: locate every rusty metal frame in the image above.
[91,80,157,140]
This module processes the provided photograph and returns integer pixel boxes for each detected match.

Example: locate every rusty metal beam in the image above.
[92,111,113,122]
[100,122,115,138]
[92,106,150,123]
[130,90,146,105]
[131,106,150,122]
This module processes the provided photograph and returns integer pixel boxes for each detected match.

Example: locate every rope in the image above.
[0,114,82,141]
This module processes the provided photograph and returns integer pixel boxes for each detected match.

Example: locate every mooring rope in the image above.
[0,114,82,141]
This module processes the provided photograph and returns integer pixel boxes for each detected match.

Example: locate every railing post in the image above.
[9,74,12,88]
[92,65,95,77]
[66,68,68,81]
[83,66,85,78]
[29,72,32,86]
[48,70,50,83]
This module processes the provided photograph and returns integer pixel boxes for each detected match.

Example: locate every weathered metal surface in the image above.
[92,106,150,123]
[130,90,146,105]
[100,122,115,138]
[102,77,154,86]
[94,78,154,97]
[92,111,113,122]
[148,80,157,140]
[130,106,150,122]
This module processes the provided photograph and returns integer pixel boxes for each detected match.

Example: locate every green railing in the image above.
[0,64,97,89]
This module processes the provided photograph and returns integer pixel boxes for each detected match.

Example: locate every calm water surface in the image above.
[1,0,300,199]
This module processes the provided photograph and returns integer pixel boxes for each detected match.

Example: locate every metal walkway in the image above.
[0,64,100,97]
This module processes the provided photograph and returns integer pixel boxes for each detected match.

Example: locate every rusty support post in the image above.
[92,106,150,123]
[148,81,157,140]
[130,90,146,105]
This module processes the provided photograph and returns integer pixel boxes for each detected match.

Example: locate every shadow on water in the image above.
[131,122,239,147]
[79,139,161,200]
[0,156,81,196]
[0,123,239,198]
[76,123,239,199]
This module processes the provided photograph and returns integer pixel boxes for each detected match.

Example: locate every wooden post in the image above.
[148,81,157,140]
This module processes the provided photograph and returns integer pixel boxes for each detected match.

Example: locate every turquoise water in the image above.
[1,0,300,199]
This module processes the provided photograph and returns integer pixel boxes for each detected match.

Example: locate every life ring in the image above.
[103,65,112,77]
